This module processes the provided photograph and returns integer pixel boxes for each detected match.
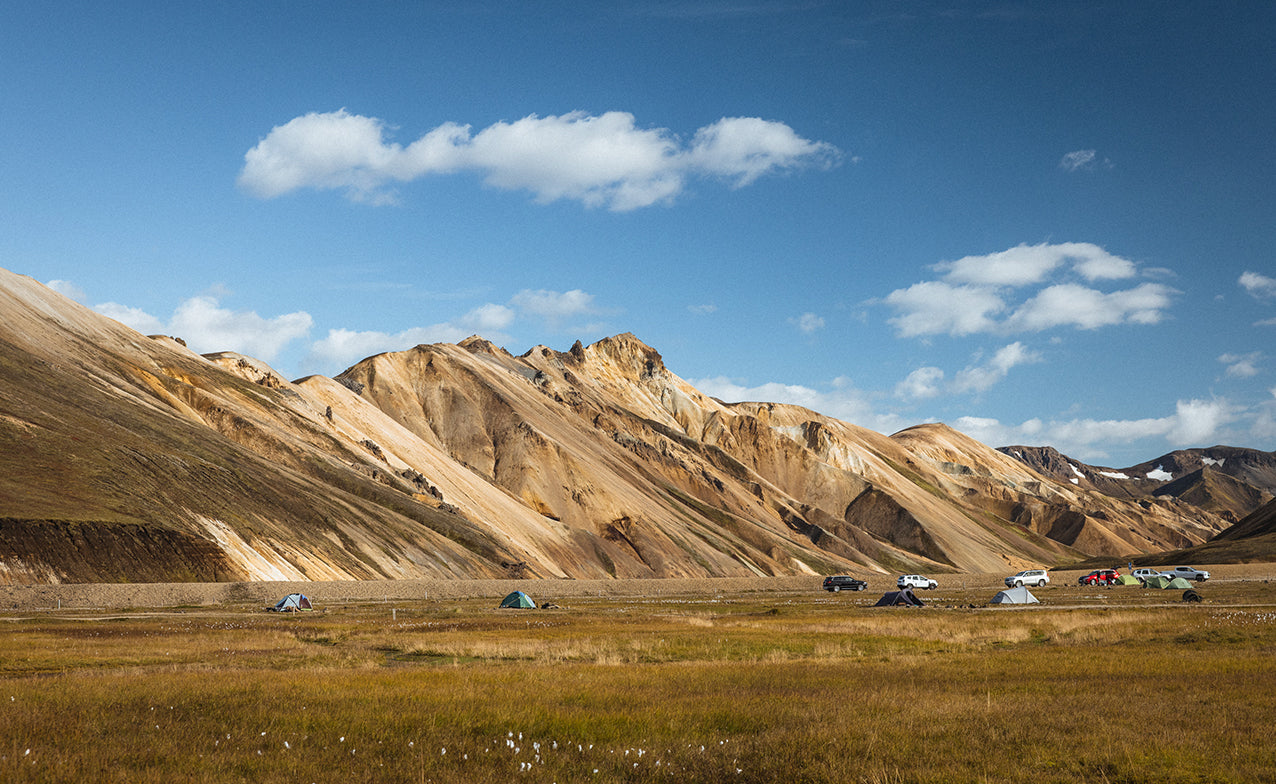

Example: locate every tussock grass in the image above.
[3,587,1276,782]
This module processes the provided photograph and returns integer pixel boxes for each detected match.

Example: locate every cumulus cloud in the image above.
[46,279,87,303]
[883,242,1175,337]
[1240,271,1276,300]
[954,398,1234,461]
[96,301,166,336]
[1004,282,1175,331]
[884,281,1005,337]
[791,312,825,333]
[239,109,841,210]
[305,303,514,371]
[895,343,1039,400]
[936,242,1134,287]
[951,342,1041,394]
[690,375,906,435]
[96,295,312,362]
[1220,351,1262,379]
[509,289,597,324]
[895,366,945,400]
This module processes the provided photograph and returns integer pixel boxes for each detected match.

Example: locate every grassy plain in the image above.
[2,573,1276,783]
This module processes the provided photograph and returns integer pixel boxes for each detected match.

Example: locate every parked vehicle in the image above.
[897,574,938,590]
[1078,569,1120,586]
[1164,566,1210,582]
[822,575,867,592]
[1005,569,1049,588]
[1131,567,1161,584]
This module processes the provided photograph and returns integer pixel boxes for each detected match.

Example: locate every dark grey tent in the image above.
[873,589,924,607]
[990,586,1038,605]
[499,591,536,609]
[271,593,313,612]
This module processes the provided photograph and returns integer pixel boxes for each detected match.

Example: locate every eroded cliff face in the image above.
[0,269,1234,584]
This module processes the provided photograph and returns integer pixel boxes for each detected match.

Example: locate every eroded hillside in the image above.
[0,268,1237,584]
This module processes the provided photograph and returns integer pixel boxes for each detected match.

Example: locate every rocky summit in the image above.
[0,268,1263,585]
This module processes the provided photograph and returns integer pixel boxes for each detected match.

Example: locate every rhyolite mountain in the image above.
[998,445,1276,523]
[0,268,1250,585]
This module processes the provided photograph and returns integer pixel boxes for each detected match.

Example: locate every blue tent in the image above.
[271,593,313,612]
[499,591,536,609]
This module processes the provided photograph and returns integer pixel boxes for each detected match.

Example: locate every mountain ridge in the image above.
[0,268,1257,585]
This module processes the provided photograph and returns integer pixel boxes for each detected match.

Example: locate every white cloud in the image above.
[895,366,945,400]
[94,295,312,362]
[690,375,905,434]
[883,281,1005,337]
[688,303,718,315]
[953,397,1234,462]
[239,109,840,211]
[1059,149,1111,172]
[168,296,313,361]
[46,279,86,302]
[884,243,1167,338]
[951,342,1041,394]
[509,289,597,323]
[791,312,825,333]
[936,242,1136,287]
[96,302,166,335]
[1219,351,1262,379]
[1166,398,1231,445]
[1059,149,1096,171]
[1240,271,1276,300]
[304,303,514,372]
[686,116,841,187]
[1004,282,1175,331]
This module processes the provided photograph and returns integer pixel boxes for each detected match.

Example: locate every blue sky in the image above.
[3,1,1274,466]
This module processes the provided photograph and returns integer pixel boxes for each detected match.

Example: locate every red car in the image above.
[1078,569,1120,586]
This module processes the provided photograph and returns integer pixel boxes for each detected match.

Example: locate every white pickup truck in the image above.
[1131,566,1210,583]
[1162,566,1210,582]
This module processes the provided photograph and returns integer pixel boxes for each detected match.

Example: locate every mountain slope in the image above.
[999,445,1276,522]
[0,268,1236,584]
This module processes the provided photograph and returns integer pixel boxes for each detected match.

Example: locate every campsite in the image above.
[3,565,1276,783]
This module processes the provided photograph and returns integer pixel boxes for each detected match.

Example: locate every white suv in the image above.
[897,574,938,590]
[1005,569,1049,588]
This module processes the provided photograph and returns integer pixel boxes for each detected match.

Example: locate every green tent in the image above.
[1166,577,1193,589]
[499,591,536,609]
[1143,576,1172,589]
[1116,574,1141,585]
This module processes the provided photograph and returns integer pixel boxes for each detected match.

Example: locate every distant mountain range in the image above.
[0,267,1271,585]
[997,445,1276,523]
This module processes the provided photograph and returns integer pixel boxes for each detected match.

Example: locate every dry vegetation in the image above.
[3,569,1276,783]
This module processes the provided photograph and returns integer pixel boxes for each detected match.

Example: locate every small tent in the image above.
[1166,576,1193,590]
[1143,575,1172,589]
[1116,574,1141,586]
[271,593,313,612]
[990,586,1039,605]
[873,589,924,607]
[499,591,536,609]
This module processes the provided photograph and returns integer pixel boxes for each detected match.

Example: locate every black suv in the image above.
[822,575,867,592]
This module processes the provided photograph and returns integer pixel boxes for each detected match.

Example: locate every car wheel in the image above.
[832,586,840,592]
[1015,580,1023,587]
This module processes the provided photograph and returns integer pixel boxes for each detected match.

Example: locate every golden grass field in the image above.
[3,566,1276,783]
